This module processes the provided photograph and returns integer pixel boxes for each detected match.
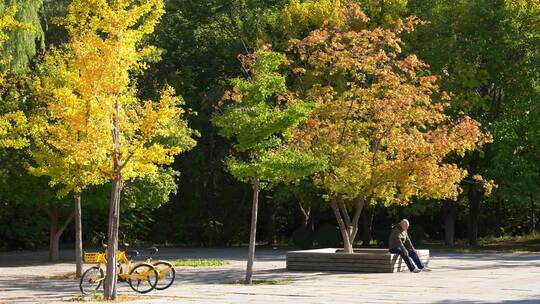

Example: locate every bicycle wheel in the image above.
[127,263,158,294]
[79,266,104,295]
[153,261,176,290]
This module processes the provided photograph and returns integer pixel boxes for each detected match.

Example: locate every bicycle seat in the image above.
[145,247,158,256]
[125,250,139,260]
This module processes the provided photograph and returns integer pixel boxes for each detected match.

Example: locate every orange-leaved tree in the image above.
[56,0,196,299]
[289,5,492,253]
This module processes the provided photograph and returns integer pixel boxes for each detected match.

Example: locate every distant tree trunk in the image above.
[48,207,60,261]
[299,203,311,228]
[245,177,260,284]
[264,194,275,246]
[442,201,456,246]
[74,193,83,278]
[361,205,373,246]
[468,186,481,246]
[307,205,316,232]
[530,194,535,233]
[46,206,75,261]
[538,205,540,234]
[330,195,365,253]
[538,203,540,234]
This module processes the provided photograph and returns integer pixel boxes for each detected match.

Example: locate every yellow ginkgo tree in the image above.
[55,0,196,299]
[28,46,111,277]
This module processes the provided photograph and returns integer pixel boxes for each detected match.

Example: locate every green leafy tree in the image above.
[406,0,540,244]
[213,49,320,283]
[0,0,44,73]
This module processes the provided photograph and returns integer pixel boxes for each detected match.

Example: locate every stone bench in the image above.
[286,248,430,273]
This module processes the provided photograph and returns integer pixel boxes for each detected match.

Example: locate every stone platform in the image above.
[286,248,430,272]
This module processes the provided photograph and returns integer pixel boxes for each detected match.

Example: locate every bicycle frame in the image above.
[85,248,156,283]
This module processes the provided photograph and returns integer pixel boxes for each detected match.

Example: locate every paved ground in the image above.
[0,248,539,303]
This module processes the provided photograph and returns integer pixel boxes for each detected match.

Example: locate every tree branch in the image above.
[351,195,366,241]
[55,210,75,239]
[337,198,352,231]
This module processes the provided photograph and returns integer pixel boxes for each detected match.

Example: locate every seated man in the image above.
[388,219,429,273]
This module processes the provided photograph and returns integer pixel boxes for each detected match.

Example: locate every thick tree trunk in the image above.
[468,186,481,246]
[330,196,365,253]
[330,197,352,252]
[245,177,260,284]
[442,201,456,246]
[329,196,365,253]
[47,207,75,261]
[104,175,121,300]
[74,193,83,278]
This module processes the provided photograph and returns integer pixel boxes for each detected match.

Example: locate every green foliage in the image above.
[213,49,323,186]
[314,224,341,247]
[292,226,314,249]
[361,0,409,27]
[79,169,180,244]
[281,0,344,39]
[0,0,44,73]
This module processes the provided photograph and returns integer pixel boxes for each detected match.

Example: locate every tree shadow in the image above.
[433,299,540,304]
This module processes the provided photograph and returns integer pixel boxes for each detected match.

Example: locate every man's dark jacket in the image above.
[388,224,414,252]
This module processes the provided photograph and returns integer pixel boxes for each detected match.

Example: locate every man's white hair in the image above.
[401,219,410,225]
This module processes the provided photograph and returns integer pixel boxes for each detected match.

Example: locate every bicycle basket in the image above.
[84,252,101,263]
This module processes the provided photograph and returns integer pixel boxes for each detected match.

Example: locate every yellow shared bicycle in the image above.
[80,245,159,295]
[142,247,176,290]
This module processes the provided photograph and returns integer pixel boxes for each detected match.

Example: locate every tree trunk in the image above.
[104,174,121,300]
[329,196,365,253]
[361,206,373,246]
[442,201,456,246]
[47,206,75,261]
[245,177,260,284]
[530,194,535,234]
[330,197,353,253]
[74,193,83,278]
[49,209,60,261]
[307,205,316,232]
[104,100,122,300]
[468,186,481,246]
[538,203,540,234]
[263,193,275,246]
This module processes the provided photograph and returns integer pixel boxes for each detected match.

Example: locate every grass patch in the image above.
[171,259,227,267]
[49,272,78,280]
[71,293,150,302]
[229,279,292,285]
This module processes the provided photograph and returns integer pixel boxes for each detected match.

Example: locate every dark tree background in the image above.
[1,0,539,251]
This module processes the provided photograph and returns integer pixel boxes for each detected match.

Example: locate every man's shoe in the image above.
[421,267,432,272]
[412,268,421,273]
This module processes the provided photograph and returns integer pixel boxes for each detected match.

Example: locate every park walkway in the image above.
[0,248,539,303]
